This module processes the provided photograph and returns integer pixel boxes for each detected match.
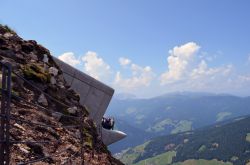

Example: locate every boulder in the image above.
[67,106,78,115]
[49,67,58,76]
[43,54,49,63]
[3,32,14,38]
[38,93,48,106]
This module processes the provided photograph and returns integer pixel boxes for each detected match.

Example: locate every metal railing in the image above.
[0,62,86,165]
[0,62,12,165]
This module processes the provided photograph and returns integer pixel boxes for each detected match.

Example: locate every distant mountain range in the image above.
[107,92,250,153]
[114,93,137,100]
[118,115,250,165]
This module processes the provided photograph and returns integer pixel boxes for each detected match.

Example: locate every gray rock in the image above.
[38,94,48,106]
[58,82,65,89]
[19,147,30,154]
[50,76,56,85]
[67,106,78,115]
[43,54,49,63]
[3,32,14,38]
[49,67,59,76]
[30,52,38,62]
[14,123,26,131]
[52,112,63,121]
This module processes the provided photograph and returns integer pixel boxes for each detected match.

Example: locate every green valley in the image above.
[119,115,250,165]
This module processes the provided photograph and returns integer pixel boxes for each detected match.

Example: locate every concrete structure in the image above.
[53,57,126,145]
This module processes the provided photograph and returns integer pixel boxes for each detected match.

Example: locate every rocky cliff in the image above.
[0,25,123,165]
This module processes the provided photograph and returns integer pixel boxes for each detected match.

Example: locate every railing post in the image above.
[0,62,12,165]
[79,110,84,165]
[5,63,12,165]
[0,64,7,165]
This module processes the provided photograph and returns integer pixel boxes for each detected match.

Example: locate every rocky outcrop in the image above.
[0,25,123,165]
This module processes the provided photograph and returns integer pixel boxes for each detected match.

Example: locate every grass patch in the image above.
[22,64,51,83]
[147,118,174,132]
[173,159,233,165]
[133,151,176,165]
[216,112,232,122]
[120,141,150,165]
[198,145,206,153]
[0,73,20,96]
[246,133,250,143]
[84,133,93,149]
[171,120,192,134]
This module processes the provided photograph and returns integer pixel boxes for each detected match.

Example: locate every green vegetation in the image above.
[0,73,19,96]
[147,118,173,132]
[171,120,192,134]
[22,64,51,83]
[198,145,206,153]
[84,133,93,149]
[146,119,192,133]
[120,115,250,165]
[246,133,250,143]
[109,93,250,153]
[173,159,233,165]
[120,141,150,165]
[0,24,17,35]
[216,112,232,122]
[134,151,176,165]
[230,156,238,161]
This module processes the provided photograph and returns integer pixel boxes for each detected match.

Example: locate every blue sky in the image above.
[1,0,250,97]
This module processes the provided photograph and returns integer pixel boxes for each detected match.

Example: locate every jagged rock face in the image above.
[0,25,123,165]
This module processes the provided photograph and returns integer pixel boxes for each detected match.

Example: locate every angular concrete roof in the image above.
[53,57,126,145]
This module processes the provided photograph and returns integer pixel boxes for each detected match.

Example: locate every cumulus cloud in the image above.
[191,60,233,79]
[58,45,250,97]
[82,51,111,80]
[114,58,155,91]
[119,57,131,66]
[58,52,80,66]
[188,62,233,90]
[160,42,200,84]
[158,42,238,95]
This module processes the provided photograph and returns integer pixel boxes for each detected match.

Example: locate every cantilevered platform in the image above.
[53,57,126,145]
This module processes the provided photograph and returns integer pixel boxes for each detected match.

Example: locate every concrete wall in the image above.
[53,57,126,145]
[53,57,114,125]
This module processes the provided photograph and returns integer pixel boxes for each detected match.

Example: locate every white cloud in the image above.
[58,46,250,98]
[238,75,250,82]
[157,42,238,95]
[114,59,155,91]
[82,51,111,80]
[191,60,233,79]
[119,57,131,66]
[188,62,233,90]
[58,52,80,66]
[160,42,200,84]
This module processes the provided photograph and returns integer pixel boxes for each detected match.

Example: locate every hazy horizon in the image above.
[114,90,250,100]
